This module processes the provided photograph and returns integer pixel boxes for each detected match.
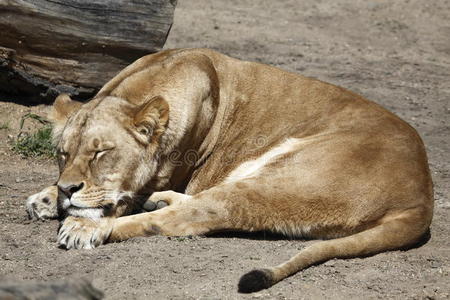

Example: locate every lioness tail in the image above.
[238,206,430,293]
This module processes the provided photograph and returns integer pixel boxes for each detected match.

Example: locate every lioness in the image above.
[26,48,433,293]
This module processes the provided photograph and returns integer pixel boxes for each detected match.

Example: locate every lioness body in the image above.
[27,48,433,292]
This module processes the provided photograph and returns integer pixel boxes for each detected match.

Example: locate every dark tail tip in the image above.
[238,268,273,293]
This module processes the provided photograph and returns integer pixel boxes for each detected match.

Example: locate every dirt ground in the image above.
[1,0,449,299]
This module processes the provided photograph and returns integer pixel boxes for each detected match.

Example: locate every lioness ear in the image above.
[134,96,169,141]
[48,94,82,144]
[48,94,82,124]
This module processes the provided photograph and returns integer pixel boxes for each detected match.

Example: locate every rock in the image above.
[0,278,104,299]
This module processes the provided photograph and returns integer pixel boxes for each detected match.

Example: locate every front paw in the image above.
[26,186,58,220]
[58,216,113,250]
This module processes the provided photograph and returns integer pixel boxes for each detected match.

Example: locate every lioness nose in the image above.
[58,182,84,198]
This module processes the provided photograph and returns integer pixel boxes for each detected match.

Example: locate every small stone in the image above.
[430,261,441,268]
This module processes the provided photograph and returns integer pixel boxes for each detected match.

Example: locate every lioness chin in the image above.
[26,48,433,293]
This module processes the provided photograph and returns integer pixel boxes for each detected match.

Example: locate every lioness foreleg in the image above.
[57,186,242,249]
[56,190,224,249]
[57,180,308,249]
[109,190,231,242]
[109,181,286,242]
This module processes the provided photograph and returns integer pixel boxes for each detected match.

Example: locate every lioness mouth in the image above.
[66,205,107,219]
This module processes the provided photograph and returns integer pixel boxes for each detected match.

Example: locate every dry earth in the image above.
[1,0,449,299]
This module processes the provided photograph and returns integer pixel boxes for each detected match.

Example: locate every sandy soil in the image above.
[1,0,449,299]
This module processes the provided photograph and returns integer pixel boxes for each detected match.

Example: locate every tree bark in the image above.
[0,0,177,104]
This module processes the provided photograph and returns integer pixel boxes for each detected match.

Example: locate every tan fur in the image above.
[29,48,433,292]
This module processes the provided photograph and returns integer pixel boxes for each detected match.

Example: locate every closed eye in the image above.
[94,148,114,160]
[94,150,108,160]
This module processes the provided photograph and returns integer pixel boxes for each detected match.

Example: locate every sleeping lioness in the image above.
[25,48,433,293]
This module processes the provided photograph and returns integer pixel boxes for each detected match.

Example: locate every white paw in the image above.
[26,186,58,220]
[57,216,113,250]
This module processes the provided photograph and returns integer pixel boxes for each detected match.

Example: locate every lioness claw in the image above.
[142,199,168,211]
[57,216,113,250]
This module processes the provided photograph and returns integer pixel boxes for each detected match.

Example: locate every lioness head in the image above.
[50,94,169,218]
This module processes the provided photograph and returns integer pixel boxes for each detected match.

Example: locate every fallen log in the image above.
[0,0,177,104]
